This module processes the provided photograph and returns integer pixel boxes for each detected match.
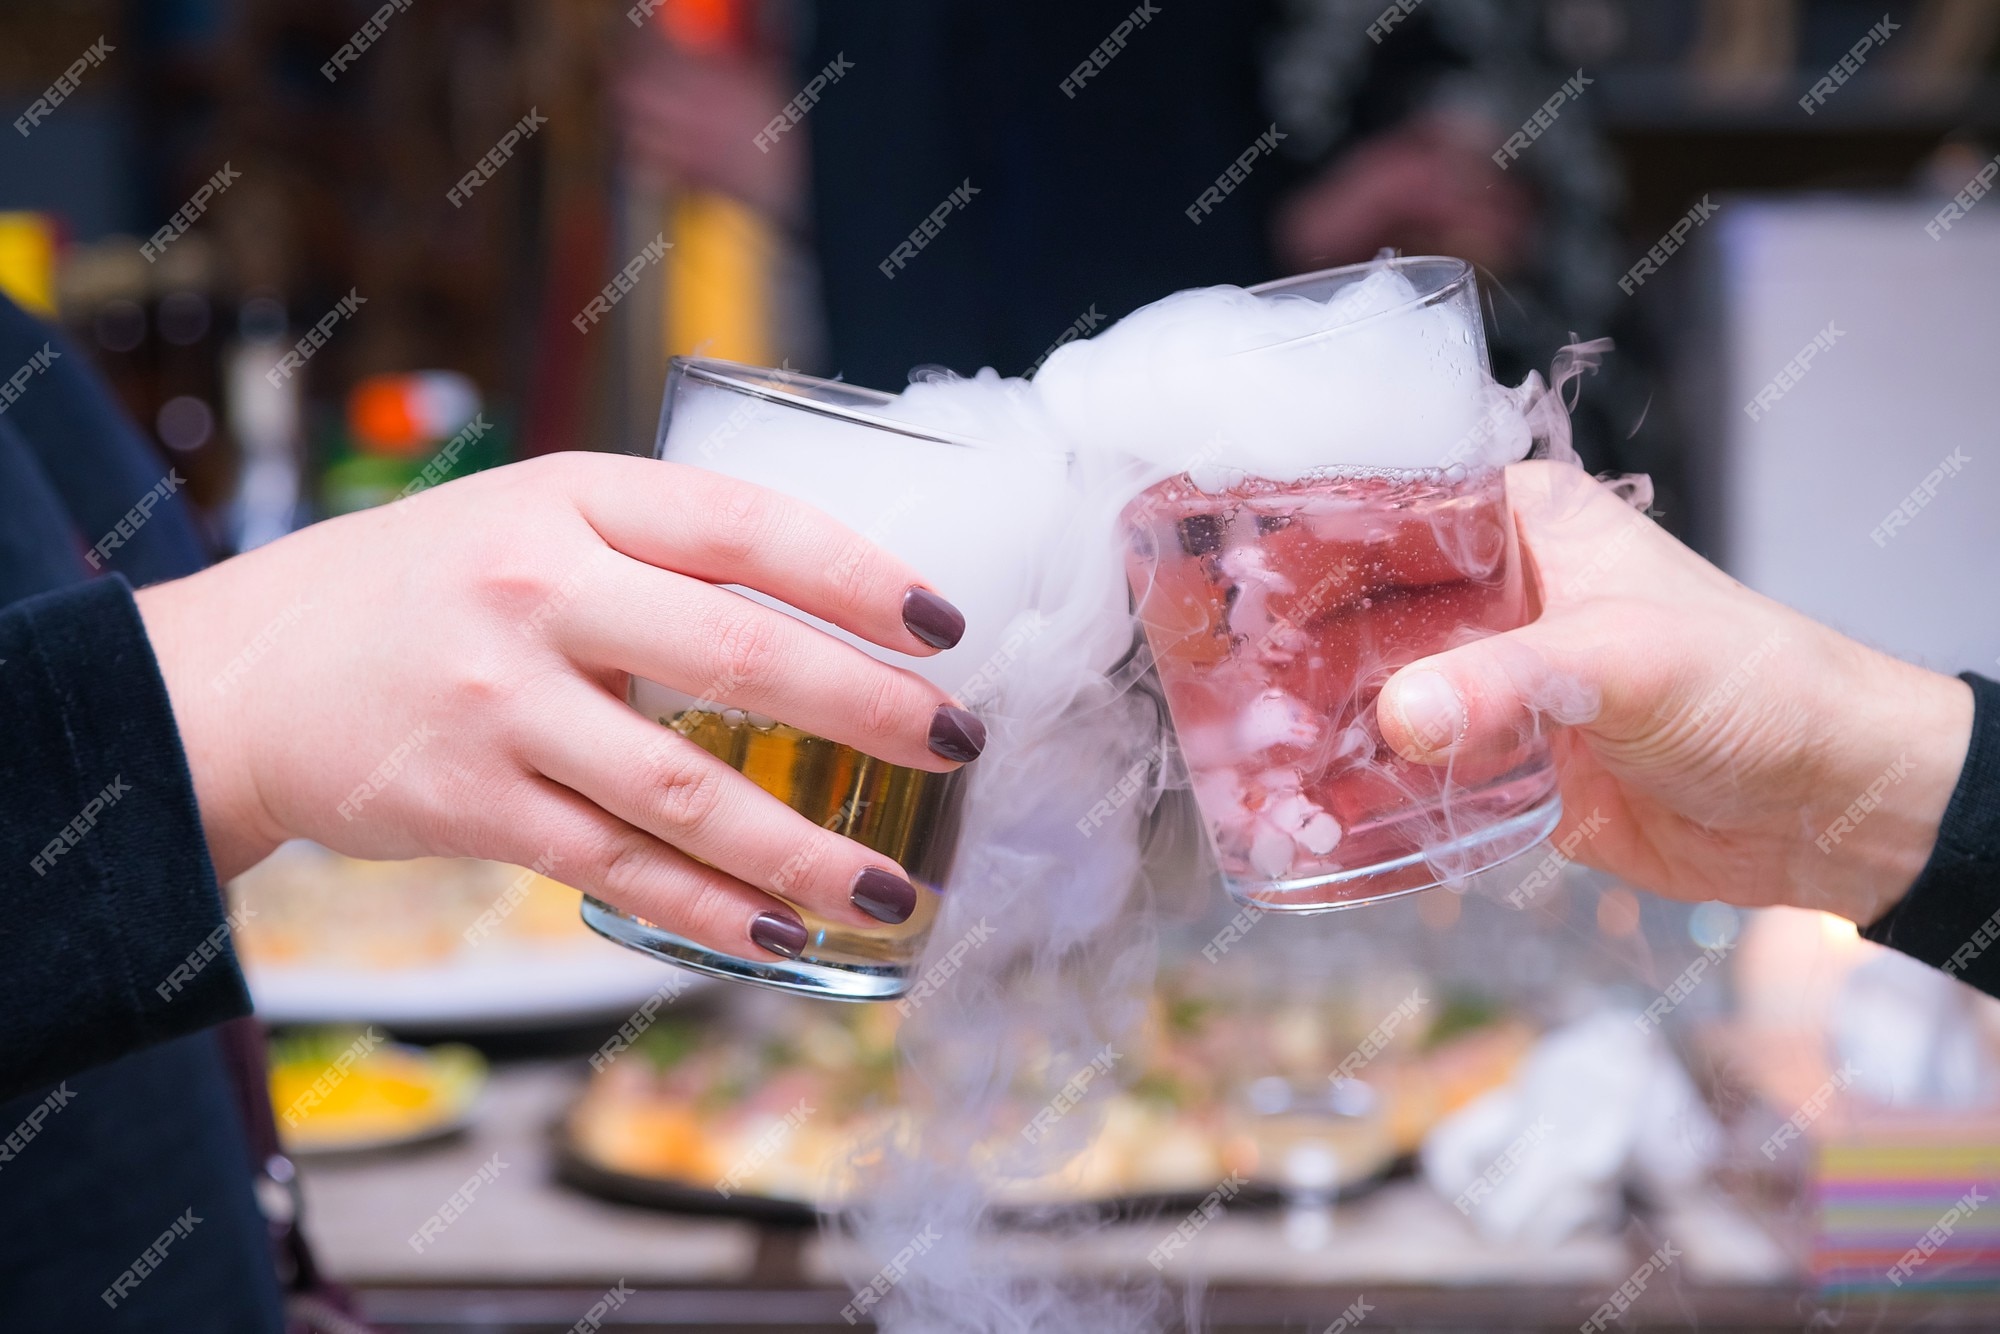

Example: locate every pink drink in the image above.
[1124,467,1558,908]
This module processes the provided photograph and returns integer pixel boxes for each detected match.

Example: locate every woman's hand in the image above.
[1376,460,1975,926]
[137,453,983,960]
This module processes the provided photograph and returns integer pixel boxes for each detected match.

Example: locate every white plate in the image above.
[246,937,704,1030]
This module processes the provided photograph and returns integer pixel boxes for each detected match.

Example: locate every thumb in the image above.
[1377,614,1622,765]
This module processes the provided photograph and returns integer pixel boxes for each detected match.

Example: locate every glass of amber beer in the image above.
[582,358,1067,1000]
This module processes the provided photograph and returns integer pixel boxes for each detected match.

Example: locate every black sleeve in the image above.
[1864,673,2000,994]
[0,575,250,1100]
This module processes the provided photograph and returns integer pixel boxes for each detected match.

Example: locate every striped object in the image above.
[1811,1119,2000,1292]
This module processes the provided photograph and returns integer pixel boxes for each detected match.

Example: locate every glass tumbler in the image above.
[583,357,1066,999]
[1121,257,1561,913]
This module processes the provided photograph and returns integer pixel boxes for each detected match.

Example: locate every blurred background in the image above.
[7,0,2000,1329]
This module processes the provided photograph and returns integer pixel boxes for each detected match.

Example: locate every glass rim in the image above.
[669,355,1069,460]
[1236,254,1479,356]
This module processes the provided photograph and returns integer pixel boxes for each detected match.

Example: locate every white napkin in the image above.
[1420,1010,1720,1243]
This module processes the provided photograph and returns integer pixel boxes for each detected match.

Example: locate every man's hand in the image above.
[1377,461,1974,926]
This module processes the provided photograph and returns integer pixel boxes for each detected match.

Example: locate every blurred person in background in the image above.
[618,0,1662,492]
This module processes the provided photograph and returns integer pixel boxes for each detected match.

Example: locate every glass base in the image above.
[579,898,911,1001]
[1224,795,1563,914]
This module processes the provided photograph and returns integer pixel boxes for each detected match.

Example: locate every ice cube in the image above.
[1187,462,1248,494]
[1220,542,1295,641]
[1218,542,1295,594]
[1239,690,1320,753]
[1251,827,1297,878]
[1176,513,1224,556]
[1265,790,1343,857]
[1265,789,1314,828]
[1296,811,1342,856]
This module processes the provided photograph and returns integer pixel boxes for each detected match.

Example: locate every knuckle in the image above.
[855,667,918,747]
[447,642,522,712]
[646,743,727,835]
[474,541,599,636]
[471,555,556,622]
[582,823,741,944]
[521,450,584,483]
[702,606,783,697]
[706,482,786,568]
[597,832,662,905]
[677,872,749,940]
[823,536,880,616]
[769,833,834,898]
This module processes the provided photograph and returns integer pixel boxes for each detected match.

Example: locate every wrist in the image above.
[135,568,288,879]
[1799,636,1974,927]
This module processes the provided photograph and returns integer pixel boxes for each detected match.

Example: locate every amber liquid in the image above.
[656,709,961,967]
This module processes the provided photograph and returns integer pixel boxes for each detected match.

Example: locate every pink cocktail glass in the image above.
[1122,259,1560,911]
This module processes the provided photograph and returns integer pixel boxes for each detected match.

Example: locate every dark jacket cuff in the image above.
[1863,673,2000,994]
[0,576,250,1100]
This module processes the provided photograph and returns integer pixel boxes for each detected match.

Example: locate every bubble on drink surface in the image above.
[1033,266,1533,483]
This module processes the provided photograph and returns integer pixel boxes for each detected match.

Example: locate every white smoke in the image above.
[830,261,1609,1332]
[662,366,1075,693]
[1033,267,1525,484]
[835,370,1181,1333]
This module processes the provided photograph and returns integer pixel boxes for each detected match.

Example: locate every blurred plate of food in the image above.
[553,974,1525,1219]
[233,842,700,1028]
[557,999,899,1222]
[270,1027,486,1156]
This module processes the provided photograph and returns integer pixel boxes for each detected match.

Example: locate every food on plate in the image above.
[231,841,589,969]
[562,973,1533,1211]
[270,1028,485,1154]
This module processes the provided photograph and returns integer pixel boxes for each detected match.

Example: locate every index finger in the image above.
[571,457,966,656]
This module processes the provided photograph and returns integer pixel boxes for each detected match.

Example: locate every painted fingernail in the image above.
[1395,671,1467,754]
[749,910,808,959]
[851,867,918,924]
[928,705,986,762]
[902,587,966,650]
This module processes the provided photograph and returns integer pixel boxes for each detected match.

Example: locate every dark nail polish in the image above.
[902,587,966,650]
[927,705,986,763]
[851,867,918,924]
[749,911,808,959]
